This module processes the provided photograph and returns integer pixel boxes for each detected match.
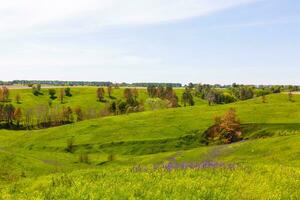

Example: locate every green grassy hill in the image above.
[8,87,207,111]
[1,92,300,199]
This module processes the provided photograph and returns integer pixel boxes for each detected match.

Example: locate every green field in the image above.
[1,89,300,199]
[8,87,206,111]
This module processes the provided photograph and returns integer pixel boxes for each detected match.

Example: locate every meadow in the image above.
[0,87,300,199]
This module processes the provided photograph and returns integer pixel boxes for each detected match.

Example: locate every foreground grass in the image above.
[1,164,299,200]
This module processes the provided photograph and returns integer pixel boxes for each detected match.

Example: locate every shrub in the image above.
[79,153,90,164]
[66,137,75,153]
[107,154,115,162]
[48,89,57,100]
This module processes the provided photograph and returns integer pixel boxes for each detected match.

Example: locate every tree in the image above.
[74,107,84,121]
[203,108,241,144]
[206,90,216,106]
[62,106,73,123]
[147,85,157,98]
[182,88,194,106]
[164,86,179,108]
[97,88,105,102]
[32,84,42,96]
[14,108,22,127]
[132,88,139,100]
[24,108,34,129]
[59,88,65,104]
[65,88,72,97]
[107,86,113,98]
[219,108,241,143]
[37,84,42,91]
[15,93,21,104]
[48,89,57,100]
[0,87,9,102]
[3,104,15,127]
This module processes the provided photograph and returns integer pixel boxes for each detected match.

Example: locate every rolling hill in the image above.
[1,92,300,199]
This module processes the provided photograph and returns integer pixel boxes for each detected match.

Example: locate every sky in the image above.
[0,0,300,84]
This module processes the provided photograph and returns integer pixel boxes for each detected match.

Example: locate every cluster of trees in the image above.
[0,104,100,129]
[194,83,287,105]
[105,88,144,115]
[195,84,236,105]
[202,108,242,144]
[133,83,182,88]
[32,84,43,96]
[182,87,194,106]
[147,85,179,108]
[0,104,22,128]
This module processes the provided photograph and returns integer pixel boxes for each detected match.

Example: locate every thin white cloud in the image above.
[207,16,300,30]
[0,0,258,32]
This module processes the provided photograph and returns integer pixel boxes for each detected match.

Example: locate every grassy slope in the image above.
[1,93,300,199]
[1,134,300,199]
[1,93,300,150]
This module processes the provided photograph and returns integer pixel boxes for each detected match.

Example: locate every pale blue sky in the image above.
[0,0,300,84]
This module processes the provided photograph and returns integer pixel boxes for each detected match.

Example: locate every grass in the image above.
[1,90,300,199]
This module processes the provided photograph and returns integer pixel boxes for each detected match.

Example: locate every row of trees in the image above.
[0,104,103,129]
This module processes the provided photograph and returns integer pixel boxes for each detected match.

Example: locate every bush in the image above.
[145,98,168,110]
[48,89,57,100]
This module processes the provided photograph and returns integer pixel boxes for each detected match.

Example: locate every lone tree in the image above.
[65,88,72,97]
[204,108,241,144]
[0,87,10,102]
[218,108,241,144]
[48,89,57,100]
[97,88,105,102]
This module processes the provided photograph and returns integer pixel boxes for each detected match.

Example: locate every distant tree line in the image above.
[0,82,298,130]
[132,83,182,88]
[11,80,113,87]
[194,83,287,105]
